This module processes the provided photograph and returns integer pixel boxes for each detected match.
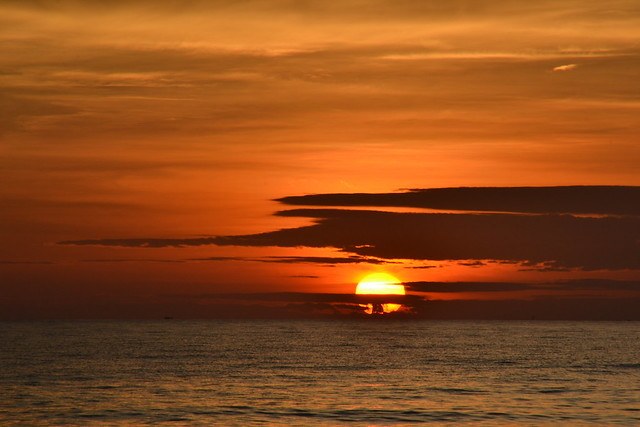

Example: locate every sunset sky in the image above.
[2,0,639,319]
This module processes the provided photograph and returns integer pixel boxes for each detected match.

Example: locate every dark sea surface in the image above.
[1,321,639,426]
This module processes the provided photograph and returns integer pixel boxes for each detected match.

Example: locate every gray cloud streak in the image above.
[405,279,640,293]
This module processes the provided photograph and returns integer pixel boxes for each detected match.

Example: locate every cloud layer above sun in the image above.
[62,186,640,271]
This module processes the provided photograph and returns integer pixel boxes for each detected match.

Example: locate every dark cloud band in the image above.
[59,186,640,270]
[276,186,640,215]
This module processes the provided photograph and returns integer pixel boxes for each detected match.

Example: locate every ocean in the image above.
[1,320,639,425]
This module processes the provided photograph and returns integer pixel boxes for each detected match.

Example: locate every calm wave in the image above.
[1,321,639,425]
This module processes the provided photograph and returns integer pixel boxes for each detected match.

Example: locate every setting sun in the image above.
[355,273,405,314]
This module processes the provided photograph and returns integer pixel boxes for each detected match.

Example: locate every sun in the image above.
[355,272,405,314]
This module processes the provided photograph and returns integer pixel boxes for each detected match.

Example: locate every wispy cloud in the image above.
[76,255,390,266]
[553,63,578,72]
[0,260,53,265]
[189,255,391,265]
[405,279,640,294]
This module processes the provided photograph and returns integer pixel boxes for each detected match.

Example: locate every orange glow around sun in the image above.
[355,272,405,314]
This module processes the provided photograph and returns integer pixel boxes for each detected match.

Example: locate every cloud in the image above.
[215,208,640,270]
[181,291,425,304]
[406,281,536,293]
[168,292,428,317]
[61,208,640,270]
[458,260,487,267]
[6,254,391,267]
[162,290,640,320]
[276,186,640,215]
[59,237,218,248]
[256,255,391,265]
[60,186,640,270]
[405,279,640,293]
[517,260,572,272]
[0,260,53,265]
[552,278,640,291]
[189,255,391,265]
[553,64,578,72]
[81,258,186,264]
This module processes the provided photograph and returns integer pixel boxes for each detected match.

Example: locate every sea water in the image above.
[1,321,639,425]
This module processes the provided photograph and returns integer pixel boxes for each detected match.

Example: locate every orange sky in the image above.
[1,1,639,318]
